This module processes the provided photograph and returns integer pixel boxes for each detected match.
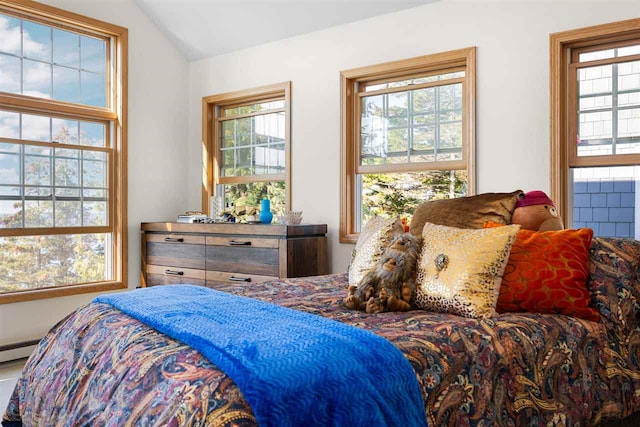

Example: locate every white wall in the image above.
[0,0,189,356]
[188,0,640,273]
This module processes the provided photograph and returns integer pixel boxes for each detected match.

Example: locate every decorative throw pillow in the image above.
[408,190,524,237]
[348,216,404,286]
[484,222,599,321]
[414,222,520,318]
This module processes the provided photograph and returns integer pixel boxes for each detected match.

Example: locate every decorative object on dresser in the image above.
[258,198,274,224]
[141,222,328,288]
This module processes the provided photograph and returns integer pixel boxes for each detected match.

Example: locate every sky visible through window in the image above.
[0,13,108,221]
[0,13,106,106]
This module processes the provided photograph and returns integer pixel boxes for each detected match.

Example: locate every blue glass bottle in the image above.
[259,198,273,224]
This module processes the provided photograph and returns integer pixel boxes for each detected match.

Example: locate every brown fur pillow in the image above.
[409,190,524,236]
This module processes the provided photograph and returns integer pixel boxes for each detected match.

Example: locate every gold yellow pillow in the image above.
[348,216,404,286]
[414,222,520,318]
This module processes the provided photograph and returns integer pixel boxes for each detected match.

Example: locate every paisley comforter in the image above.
[4,237,640,426]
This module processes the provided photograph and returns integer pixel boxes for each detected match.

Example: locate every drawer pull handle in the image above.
[165,269,184,276]
[229,240,251,246]
[164,237,184,243]
[229,276,252,282]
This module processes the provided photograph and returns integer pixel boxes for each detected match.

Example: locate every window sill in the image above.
[0,280,127,304]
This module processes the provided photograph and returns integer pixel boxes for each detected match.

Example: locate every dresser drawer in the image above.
[205,236,279,248]
[205,238,279,276]
[145,265,206,287]
[146,234,205,270]
[206,270,277,288]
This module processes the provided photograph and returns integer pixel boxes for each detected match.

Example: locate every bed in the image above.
[3,236,640,426]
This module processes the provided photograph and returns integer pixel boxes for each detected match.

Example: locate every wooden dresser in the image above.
[141,222,328,289]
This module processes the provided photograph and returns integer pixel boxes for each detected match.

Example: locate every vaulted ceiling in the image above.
[134,0,435,61]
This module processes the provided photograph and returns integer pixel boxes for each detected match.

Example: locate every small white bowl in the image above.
[279,211,303,225]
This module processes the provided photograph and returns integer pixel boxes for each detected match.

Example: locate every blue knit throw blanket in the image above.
[95,285,427,427]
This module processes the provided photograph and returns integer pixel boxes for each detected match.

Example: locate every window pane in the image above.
[83,201,106,226]
[0,13,21,55]
[579,95,612,111]
[55,200,81,226]
[253,146,268,175]
[578,111,613,155]
[0,153,20,185]
[0,53,21,93]
[618,45,640,57]
[268,143,285,174]
[80,35,105,73]
[52,118,79,145]
[0,200,21,228]
[53,65,80,103]
[221,121,235,148]
[618,108,640,138]
[55,156,80,187]
[438,122,462,161]
[571,166,638,239]
[359,170,468,229]
[236,117,252,146]
[83,156,106,188]
[222,181,285,218]
[22,20,51,62]
[22,113,50,141]
[411,126,435,162]
[0,233,111,293]
[23,59,51,98]
[25,155,50,186]
[221,148,234,177]
[619,92,640,108]
[81,71,106,107]
[53,29,79,68]
[0,111,20,139]
[388,92,408,119]
[579,49,615,62]
[579,65,612,96]
[80,121,106,147]
[618,60,640,92]
[236,147,251,175]
[0,155,20,185]
[25,200,53,227]
[361,95,385,162]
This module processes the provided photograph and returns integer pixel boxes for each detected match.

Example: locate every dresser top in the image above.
[141,222,327,237]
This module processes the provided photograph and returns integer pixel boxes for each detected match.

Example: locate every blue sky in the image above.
[0,13,107,107]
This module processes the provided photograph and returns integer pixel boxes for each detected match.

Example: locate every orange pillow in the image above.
[484,222,599,321]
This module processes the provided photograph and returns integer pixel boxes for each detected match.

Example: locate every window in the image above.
[202,82,291,217]
[0,0,127,303]
[551,19,640,238]
[340,48,476,243]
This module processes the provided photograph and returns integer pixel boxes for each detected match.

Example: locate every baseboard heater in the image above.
[0,338,41,353]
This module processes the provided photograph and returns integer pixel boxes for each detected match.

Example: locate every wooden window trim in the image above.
[550,18,640,222]
[0,0,128,304]
[202,82,292,214]
[340,47,476,243]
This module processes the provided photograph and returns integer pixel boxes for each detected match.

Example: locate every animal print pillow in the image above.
[349,216,404,287]
[409,190,523,237]
[414,222,520,318]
